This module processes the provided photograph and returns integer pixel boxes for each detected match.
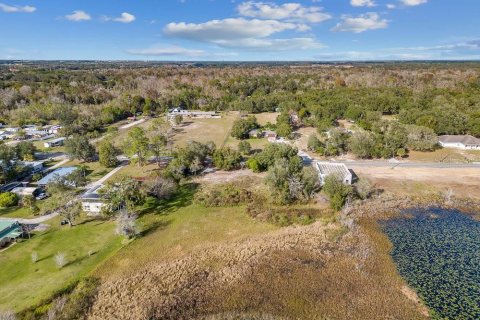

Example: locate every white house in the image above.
[314,161,353,186]
[438,135,480,150]
[167,108,220,119]
[44,137,65,148]
[80,185,105,215]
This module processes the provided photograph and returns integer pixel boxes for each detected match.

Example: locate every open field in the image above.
[171,112,238,148]
[94,185,277,280]
[89,197,427,320]
[253,112,278,126]
[0,216,122,312]
[109,118,154,148]
[353,166,480,199]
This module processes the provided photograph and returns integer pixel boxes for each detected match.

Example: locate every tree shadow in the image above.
[138,182,199,217]
[138,218,172,237]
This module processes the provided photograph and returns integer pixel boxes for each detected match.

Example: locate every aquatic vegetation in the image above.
[383,208,480,319]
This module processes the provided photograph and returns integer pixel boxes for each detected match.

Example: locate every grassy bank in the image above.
[0,216,122,312]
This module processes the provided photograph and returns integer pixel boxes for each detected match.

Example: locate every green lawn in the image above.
[0,196,61,219]
[0,216,123,312]
[95,185,276,279]
[224,136,269,151]
[62,160,113,183]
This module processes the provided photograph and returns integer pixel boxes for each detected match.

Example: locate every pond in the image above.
[382,208,480,319]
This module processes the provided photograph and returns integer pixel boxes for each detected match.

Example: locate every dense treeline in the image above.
[1,63,480,137]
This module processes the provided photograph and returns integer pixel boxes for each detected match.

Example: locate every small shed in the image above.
[314,161,353,186]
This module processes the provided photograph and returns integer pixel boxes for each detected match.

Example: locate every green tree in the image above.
[58,201,82,227]
[238,140,252,155]
[213,147,242,171]
[307,134,322,151]
[323,175,352,211]
[98,140,118,168]
[405,124,438,151]
[16,141,36,161]
[231,116,258,140]
[101,176,145,214]
[348,130,376,158]
[65,135,96,162]
[0,192,19,208]
[125,127,149,167]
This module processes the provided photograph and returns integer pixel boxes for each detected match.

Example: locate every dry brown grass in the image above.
[88,215,427,320]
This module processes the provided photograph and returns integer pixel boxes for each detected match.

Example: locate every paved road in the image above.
[84,162,127,189]
[338,160,480,169]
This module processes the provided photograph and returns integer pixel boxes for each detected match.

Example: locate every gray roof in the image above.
[37,167,77,185]
[81,184,103,201]
[439,135,480,145]
[315,162,351,179]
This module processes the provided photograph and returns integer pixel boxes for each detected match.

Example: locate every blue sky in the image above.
[1,0,479,61]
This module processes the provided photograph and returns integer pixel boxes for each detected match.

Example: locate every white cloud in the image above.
[400,0,427,6]
[164,18,305,42]
[332,13,388,33]
[213,37,324,51]
[65,10,91,22]
[127,45,206,57]
[350,0,376,7]
[114,12,136,23]
[0,3,35,13]
[237,1,331,23]
[386,4,396,9]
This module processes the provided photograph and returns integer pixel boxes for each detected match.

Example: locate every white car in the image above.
[36,193,48,200]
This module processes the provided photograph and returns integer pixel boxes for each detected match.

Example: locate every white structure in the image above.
[167,108,220,119]
[22,161,43,173]
[314,161,353,186]
[44,137,65,148]
[80,185,105,215]
[11,187,40,197]
[438,135,480,150]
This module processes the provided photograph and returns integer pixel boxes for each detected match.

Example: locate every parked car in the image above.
[35,193,48,200]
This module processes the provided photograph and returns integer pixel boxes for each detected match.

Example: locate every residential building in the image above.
[314,161,353,186]
[44,137,65,148]
[167,108,220,119]
[22,161,43,173]
[248,129,263,138]
[36,167,77,187]
[438,135,480,150]
[80,185,104,215]
[11,187,41,198]
[0,220,23,247]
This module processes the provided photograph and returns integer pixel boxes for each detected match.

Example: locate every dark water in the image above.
[382,208,480,319]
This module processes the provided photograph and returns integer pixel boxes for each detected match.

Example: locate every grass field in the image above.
[62,160,113,183]
[95,184,276,280]
[171,113,238,148]
[0,216,123,312]
[0,196,59,219]
[253,112,278,126]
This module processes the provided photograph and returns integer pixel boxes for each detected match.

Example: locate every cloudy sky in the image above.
[1,0,479,61]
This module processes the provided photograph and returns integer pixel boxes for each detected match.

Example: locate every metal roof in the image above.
[315,162,350,178]
[439,135,480,145]
[0,220,22,241]
[37,167,77,185]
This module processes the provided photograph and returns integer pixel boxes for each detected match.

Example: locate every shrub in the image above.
[0,192,19,208]
[238,140,252,155]
[194,183,255,207]
[54,252,68,269]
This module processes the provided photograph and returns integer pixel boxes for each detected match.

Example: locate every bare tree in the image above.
[31,251,38,263]
[54,252,68,269]
[116,209,137,239]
